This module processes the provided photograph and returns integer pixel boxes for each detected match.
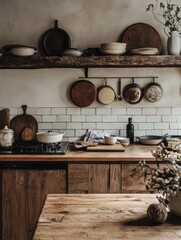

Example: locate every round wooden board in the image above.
[70,80,96,107]
[118,23,162,54]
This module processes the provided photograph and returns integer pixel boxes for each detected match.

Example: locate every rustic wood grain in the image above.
[0,144,156,161]
[1,55,181,69]
[2,170,28,240]
[28,170,66,239]
[33,194,181,240]
[86,143,125,151]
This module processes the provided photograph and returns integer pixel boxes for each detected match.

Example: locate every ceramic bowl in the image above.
[117,137,130,147]
[104,135,118,145]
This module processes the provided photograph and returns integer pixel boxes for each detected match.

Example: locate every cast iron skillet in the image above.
[42,20,71,56]
[70,80,96,107]
[123,78,143,104]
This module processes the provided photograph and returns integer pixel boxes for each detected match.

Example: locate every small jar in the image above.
[0,126,14,147]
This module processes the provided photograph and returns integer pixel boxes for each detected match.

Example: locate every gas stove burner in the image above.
[0,141,69,154]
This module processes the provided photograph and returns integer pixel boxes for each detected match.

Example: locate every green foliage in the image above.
[132,142,181,205]
[146,0,181,36]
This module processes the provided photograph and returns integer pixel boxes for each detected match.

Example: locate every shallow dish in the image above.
[11,47,37,56]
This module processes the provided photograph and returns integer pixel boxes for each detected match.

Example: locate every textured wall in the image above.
[0,0,181,139]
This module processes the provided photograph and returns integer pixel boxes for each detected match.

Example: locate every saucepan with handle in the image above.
[97,78,116,105]
[136,133,168,145]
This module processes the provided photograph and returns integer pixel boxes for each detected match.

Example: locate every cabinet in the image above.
[1,163,67,240]
[68,163,158,194]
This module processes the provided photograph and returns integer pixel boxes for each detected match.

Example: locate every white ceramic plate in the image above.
[129,47,159,55]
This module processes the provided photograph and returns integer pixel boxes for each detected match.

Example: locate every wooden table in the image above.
[33,194,181,240]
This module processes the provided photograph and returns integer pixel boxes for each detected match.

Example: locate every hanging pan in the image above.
[97,78,116,105]
[41,20,71,56]
[123,78,143,104]
[70,80,96,107]
[144,77,163,102]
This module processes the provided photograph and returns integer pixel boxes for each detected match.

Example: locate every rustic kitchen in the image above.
[1,0,181,239]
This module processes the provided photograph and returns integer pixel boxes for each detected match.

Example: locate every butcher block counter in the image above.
[33,194,181,240]
[0,144,156,162]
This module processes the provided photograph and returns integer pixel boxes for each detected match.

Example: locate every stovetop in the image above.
[0,141,69,154]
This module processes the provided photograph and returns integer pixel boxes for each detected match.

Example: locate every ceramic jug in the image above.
[167,31,181,55]
[0,126,14,147]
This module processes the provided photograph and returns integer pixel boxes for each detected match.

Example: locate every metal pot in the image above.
[36,131,65,143]
[123,78,143,104]
[144,78,163,102]
[136,135,165,145]
[0,126,14,147]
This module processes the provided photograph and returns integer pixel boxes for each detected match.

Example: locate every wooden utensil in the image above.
[0,108,10,129]
[86,144,125,151]
[70,80,96,107]
[118,23,162,54]
[10,105,38,141]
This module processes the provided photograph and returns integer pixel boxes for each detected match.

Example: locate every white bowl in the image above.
[101,42,126,48]
[63,48,82,57]
[11,47,37,56]
[104,135,118,145]
[117,137,130,147]
[101,49,126,55]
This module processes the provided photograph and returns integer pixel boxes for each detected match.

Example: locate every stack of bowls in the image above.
[117,137,130,147]
[100,42,126,55]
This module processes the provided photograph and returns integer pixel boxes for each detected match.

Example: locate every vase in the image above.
[168,191,181,217]
[167,31,181,55]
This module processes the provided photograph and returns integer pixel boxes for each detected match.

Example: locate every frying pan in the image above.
[136,134,167,145]
[144,78,163,102]
[123,78,143,104]
[42,20,71,56]
[97,79,116,105]
[70,80,96,107]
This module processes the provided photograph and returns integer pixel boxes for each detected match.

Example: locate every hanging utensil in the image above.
[117,78,122,101]
[144,77,163,102]
[97,78,116,105]
[123,78,143,104]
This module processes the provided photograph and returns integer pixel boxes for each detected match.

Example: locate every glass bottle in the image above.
[126,118,134,143]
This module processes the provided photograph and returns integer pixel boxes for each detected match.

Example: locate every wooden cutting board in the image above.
[118,23,162,54]
[10,105,38,141]
[0,108,10,129]
[86,143,125,151]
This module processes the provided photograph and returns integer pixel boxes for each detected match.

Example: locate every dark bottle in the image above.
[126,117,134,143]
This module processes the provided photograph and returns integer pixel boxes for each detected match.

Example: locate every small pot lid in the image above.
[0,126,13,133]
[36,131,64,136]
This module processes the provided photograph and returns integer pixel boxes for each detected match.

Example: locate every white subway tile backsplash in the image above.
[51,108,66,114]
[72,115,86,122]
[112,108,126,115]
[157,108,171,115]
[57,115,71,122]
[5,106,181,140]
[127,108,142,115]
[102,116,118,122]
[146,116,161,122]
[133,116,146,122]
[82,122,96,129]
[81,108,95,115]
[67,108,81,115]
[52,122,67,130]
[42,115,57,122]
[37,108,51,115]
[67,122,82,129]
[87,116,102,122]
[172,108,181,115]
[96,108,111,115]
[154,123,169,129]
[142,108,156,115]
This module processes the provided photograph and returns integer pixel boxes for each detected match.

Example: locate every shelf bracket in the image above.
[84,68,89,78]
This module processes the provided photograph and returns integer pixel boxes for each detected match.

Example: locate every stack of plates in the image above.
[62,48,82,57]
[100,42,126,55]
[129,47,159,55]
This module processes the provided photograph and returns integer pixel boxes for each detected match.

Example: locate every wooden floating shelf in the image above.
[0,55,181,69]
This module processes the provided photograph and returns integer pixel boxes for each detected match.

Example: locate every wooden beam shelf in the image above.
[0,55,181,69]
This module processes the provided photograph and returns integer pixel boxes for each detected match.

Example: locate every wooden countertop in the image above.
[33,193,181,240]
[0,144,157,162]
